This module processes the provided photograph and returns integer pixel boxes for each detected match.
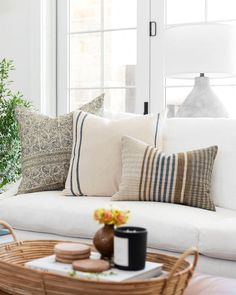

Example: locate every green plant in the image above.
[0,59,30,190]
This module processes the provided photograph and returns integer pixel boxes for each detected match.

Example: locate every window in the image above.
[165,0,236,117]
[57,0,236,117]
[57,0,150,115]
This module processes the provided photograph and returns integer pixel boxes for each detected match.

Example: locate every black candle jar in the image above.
[114,226,147,271]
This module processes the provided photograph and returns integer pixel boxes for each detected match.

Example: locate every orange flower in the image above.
[115,212,127,225]
[103,210,113,223]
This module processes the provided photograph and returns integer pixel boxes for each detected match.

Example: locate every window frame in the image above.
[57,0,70,115]
[56,0,155,115]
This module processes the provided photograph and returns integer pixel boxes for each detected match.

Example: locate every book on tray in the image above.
[0,229,13,245]
[0,229,10,236]
[25,254,163,282]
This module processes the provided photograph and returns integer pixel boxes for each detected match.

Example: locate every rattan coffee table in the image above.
[0,220,198,295]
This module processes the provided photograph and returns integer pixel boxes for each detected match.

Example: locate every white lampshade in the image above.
[165,24,236,79]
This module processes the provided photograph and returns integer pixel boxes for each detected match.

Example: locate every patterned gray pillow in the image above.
[79,94,104,116]
[15,94,104,194]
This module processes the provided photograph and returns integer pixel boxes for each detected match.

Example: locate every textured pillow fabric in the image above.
[112,136,218,211]
[15,94,104,194]
[79,94,104,116]
[63,110,165,197]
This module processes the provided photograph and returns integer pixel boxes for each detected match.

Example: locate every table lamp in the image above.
[164,24,236,117]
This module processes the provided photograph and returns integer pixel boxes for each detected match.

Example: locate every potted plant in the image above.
[93,207,130,259]
[0,59,30,192]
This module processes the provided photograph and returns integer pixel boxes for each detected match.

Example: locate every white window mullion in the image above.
[28,0,42,112]
[41,0,57,117]
[70,86,136,90]
[57,0,70,115]
[70,27,137,35]
[101,0,105,92]
[135,0,151,114]
[149,0,165,113]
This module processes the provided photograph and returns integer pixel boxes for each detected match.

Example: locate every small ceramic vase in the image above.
[93,224,114,259]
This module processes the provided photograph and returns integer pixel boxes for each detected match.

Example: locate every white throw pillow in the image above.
[63,111,165,196]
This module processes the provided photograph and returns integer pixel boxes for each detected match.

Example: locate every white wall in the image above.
[0,0,41,110]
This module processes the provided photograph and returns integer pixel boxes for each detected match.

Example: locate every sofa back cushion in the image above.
[163,118,236,210]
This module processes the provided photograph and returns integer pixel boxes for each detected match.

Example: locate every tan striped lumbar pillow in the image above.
[112,136,218,211]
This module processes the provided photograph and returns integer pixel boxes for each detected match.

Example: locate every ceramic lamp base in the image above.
[176,76,229,118]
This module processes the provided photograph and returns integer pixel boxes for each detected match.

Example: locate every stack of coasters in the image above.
[54,243,91,264]
[73,259,110,273]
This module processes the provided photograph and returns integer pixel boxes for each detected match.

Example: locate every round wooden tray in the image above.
[0,220,198,295]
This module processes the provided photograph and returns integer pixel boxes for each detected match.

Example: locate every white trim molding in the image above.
[149,0,165,113]
[28,0,57,116]
[57,0,70,115]
[135,0,150,114]
[28,0,41,111]
[40,0,57,116]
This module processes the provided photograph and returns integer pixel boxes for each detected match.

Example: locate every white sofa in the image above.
[1,118,236,278]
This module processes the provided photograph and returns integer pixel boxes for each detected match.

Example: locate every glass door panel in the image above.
[207,0,236,21]
[104,0,137,29]
[70,89,102,110]
[70,0,101,32]
[68,0,147,113]
[166,0,205,25]
[70,33,101,88]
[104,30,137,87]
[57,0,150,115]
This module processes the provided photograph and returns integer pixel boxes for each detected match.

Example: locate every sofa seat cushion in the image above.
[0,191,236,260]
[199,218,236,260]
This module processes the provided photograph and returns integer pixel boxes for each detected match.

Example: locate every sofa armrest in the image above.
[0,179,21,200]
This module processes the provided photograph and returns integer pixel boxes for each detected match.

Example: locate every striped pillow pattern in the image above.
[64,111,165,197]
[69,111,88,196]
[112,136,218,211]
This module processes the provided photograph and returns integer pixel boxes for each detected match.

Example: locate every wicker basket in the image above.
[0,220,198,295]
